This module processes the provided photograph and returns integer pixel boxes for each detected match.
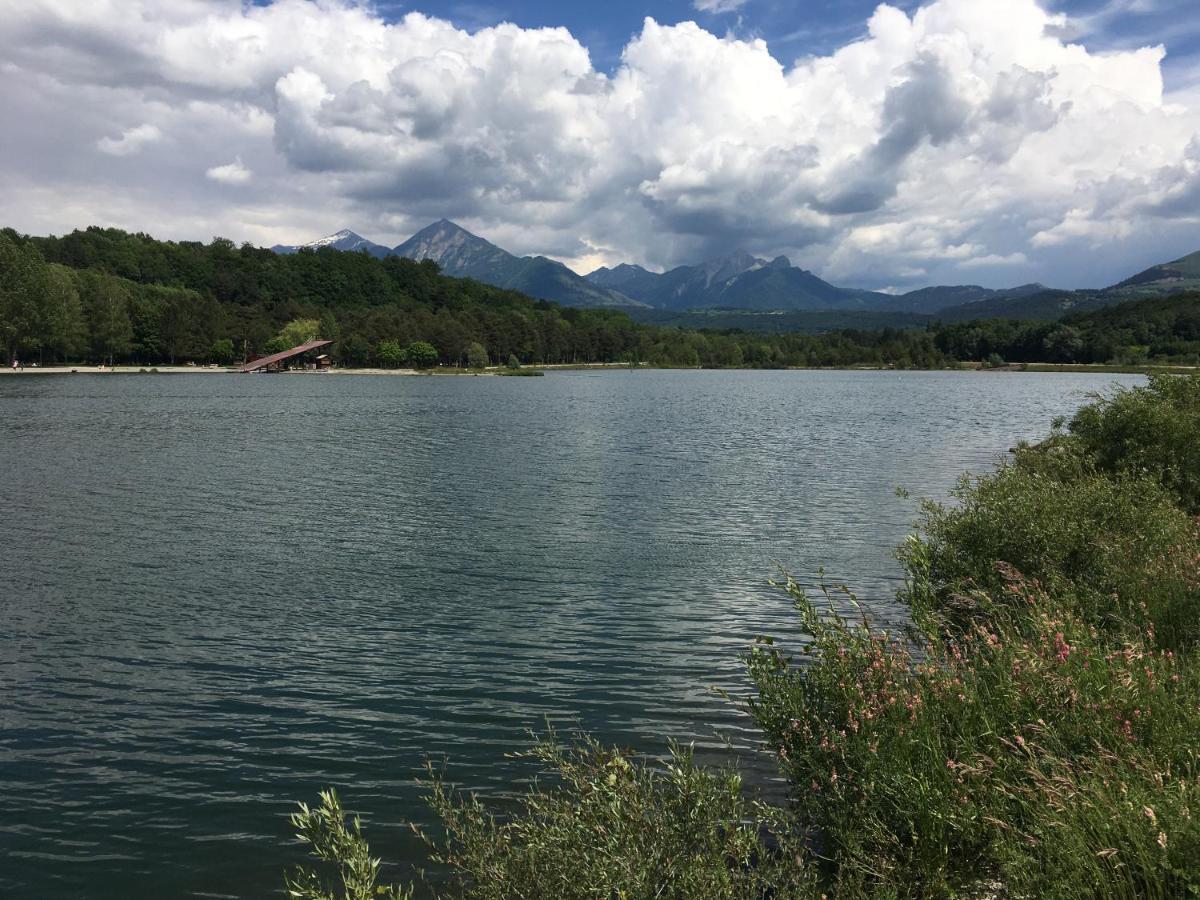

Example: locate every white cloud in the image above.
[96,123,162,156]
[960,252,1029,268]
[2,0,1200,289]
[206,157,252,185]
[693,0,751,13]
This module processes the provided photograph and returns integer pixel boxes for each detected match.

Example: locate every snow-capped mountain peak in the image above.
[305,229,364,249]
[272,229,393,258]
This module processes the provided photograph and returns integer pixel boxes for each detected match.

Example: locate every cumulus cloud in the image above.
[2,0,1199,289]
[96,123,162,156]
[206,157,252,185]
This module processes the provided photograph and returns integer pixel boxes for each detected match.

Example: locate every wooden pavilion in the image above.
[240,339,333,373]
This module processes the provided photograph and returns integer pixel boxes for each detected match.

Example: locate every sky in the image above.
[2,0,1200,291]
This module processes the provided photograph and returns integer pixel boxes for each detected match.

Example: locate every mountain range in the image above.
[274,222,641,309]
[272,228,394,259]
[271,222,1200,324]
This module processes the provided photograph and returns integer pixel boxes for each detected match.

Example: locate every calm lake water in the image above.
[0,369,1140,898]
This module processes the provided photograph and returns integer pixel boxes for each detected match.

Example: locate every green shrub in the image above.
[996,751,1200,900]
[423,731,814,899]
[375,340,405,369]
[286,789,412,900]
[901,461,1200,648]
[465,342,488,370]
[210,338,235,364]
[404,340,438,369]
[290,732,815,900]
[1067,374,1200,514]
[748,573,1200,897]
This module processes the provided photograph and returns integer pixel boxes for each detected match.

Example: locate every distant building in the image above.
[240,339,333,373]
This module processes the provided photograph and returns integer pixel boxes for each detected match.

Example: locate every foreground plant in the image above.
[748,571,1200,897]
[286,788,412,900]
[290,730,815,899]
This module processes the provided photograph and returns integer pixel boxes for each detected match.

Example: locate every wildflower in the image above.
[1054,632,1071,663]
[1158,831,1168,850]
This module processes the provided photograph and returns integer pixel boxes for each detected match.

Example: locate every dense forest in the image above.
[1,226,1198,369]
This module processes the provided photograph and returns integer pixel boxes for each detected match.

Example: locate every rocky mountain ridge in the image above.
[270,223,1200,320]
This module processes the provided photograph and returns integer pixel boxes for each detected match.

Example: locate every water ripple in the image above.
[0,369,1139,898]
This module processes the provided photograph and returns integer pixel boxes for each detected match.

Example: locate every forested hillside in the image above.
[0,227,950,368]
[935,292,1200,365]
[1,225,1198,370]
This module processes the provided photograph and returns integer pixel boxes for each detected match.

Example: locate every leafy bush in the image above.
[421,731,815,899]
[290,732,815,899]
[465,342,489,370]
[286,789,411,900]
[748,572,1200,897]
[375,340,405,368]
[404,340,438,369]
[901,461,1200,647]
[276,318,321,349]
[210,337,235,364]
[1066,374,1200,514]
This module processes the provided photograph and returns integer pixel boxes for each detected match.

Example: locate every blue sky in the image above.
[374,0,1200,88]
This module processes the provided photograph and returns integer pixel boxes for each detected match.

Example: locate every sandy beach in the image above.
[0,365,432,376]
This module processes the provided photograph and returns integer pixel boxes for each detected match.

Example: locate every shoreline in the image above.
[0,361,1190,377]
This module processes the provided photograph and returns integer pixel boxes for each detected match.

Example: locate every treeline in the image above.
[934,292,1200,365]
[2,225,1198,369]
[0,227,950,369]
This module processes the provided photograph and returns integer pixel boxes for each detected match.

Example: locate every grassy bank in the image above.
[1018,362,1199,375]
[287,375,1200,899]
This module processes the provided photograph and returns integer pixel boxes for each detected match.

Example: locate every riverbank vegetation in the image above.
[4,227,1200,371]
[289,375,1200,898]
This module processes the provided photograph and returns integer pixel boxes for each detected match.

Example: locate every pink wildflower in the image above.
[1054,632,1071,663]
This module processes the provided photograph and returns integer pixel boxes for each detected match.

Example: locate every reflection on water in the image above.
[0,369,1139,898]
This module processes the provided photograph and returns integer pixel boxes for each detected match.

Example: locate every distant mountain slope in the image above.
[587,263,662,298]
[586,254,1060,315]
[934,289,1109,322]
[588,252,894,311]
[874,283,1047,314]
[931,247,1200,322]
[393,220,646,309]
[270,226,1200,321]
[391,219,514,279]
[1063,290,1200,334]
[271,229,393,259]
[1108,249,1200,297]
[626,307,933,334]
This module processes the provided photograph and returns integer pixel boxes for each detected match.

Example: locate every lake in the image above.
[0,369,1140,898]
